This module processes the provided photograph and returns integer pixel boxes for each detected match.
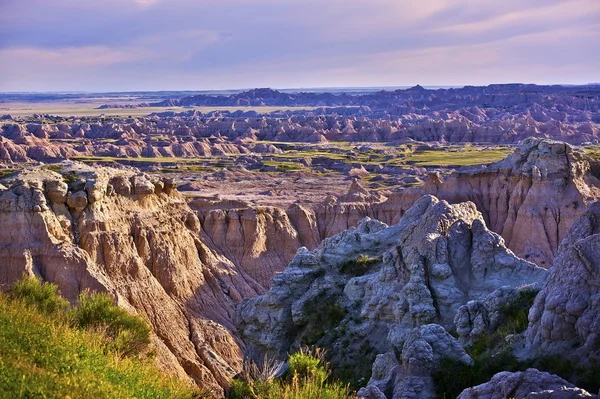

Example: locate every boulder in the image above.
[458,369,596,399]
[66,190,88,209]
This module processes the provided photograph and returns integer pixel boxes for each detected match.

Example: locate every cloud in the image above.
[0,0,598,90]
[0,46,154,68]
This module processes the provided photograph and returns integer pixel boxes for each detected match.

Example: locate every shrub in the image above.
[497,289,537,335]
[301,296,347,346]
[339,255,380,276]
[70,291,151,357]
[433,352,523,399]
[229,348,355,399]
[531,356,600,394]
[62,170,80,184]
[9,275,69,315]
[288,347,329,385]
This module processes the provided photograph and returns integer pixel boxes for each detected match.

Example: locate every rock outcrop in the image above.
[237,195,547,399]
[0,163,271,396]
[458,369,597,399]
[382,138,600,267]
[526,200,600,364]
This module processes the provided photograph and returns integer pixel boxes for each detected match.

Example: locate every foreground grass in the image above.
[0,278,197,399]
[230,349,355,399]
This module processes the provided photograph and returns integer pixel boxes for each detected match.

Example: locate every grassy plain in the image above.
[0,101,318,118]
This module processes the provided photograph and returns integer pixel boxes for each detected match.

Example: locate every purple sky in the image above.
[0,0,598,91]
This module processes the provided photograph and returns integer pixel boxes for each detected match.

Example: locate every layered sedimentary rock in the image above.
[526,200,600,364]
[237,195,547,399]
[195,139,600,272]
[0,164,269,396]
[382,138,600,267]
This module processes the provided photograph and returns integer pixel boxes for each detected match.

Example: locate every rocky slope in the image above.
[526,199,600,364]
[0,164,268,396]
[237,195,548,398]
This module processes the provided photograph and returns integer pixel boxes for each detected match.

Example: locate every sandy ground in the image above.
[175,169,400,207]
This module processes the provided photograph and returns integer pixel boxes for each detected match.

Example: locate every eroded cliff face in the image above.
[237,195,548,399]
[193,139,600,278]
[0,164,265,396]
[400,138,600,267]
[526,200,600,364]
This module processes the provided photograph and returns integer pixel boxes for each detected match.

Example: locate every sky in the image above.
[0,0,599,92]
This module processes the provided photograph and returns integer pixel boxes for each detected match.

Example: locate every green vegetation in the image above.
[404,149,511,167]
[262,160,306,172]
[0,276,197,399]
[70,291,152,358]
[468,289,537,359]
[0,168,18,179]
[584,146,600,159]
[9,276,69,315]
[229,348,355,399]
[62,170,81,184]
[433,289,600,398]
[301,295,347,346]
[42,164,64,173]
[339,255,380,276]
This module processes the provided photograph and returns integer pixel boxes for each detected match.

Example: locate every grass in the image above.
[72,155,206,163]
[229,348,355,399]
[41,164,64,173]
[584,146,600,159]
[404,149,511,167]
[262,160,306,172]
[2,103,319,118]
[0,169,18,179]
[0,276,198,399]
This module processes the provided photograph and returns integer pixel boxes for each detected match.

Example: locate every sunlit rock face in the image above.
[0,164,271,396]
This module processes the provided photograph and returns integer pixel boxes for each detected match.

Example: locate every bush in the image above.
[433,352,522,399]
[229,348,355,399]
[531,356,600,394]
[9,275,69,315]
[288,348,329,385]
[301,296,347,346]
[70,291,151,357]
[339,255,379,276]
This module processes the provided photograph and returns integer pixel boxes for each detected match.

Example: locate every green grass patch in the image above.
[301,296,347,346]
[41,164,64,173]
[0,277,197,399]
[0,169,18,179]
[262,160,306,172]
[432,288,600,398]
[404,149,511,167]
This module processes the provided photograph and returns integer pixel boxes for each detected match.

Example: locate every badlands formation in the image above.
[1,85,600,397]
[0,140,599,397]
[1,84,600,164]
